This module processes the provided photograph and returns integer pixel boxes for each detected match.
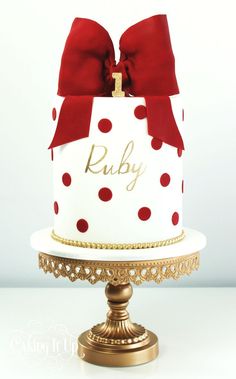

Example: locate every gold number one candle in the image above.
[112,72,125,97]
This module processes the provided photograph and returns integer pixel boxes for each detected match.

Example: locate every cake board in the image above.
[31,227,206,367]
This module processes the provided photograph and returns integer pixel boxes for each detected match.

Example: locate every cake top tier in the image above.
[58,15,179,97]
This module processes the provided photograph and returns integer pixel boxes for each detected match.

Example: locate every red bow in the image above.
[49,15,184,150]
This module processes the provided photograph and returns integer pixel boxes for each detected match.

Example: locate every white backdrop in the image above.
[0,0,235,287]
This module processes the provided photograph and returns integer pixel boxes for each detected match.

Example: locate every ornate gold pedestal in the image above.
[38,252,200,366]
[78,282,158,366]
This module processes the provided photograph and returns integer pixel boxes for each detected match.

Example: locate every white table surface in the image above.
[0,287,235,379]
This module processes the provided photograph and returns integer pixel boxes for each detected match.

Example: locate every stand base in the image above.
[77,282,159,366]
[78,330,158,367]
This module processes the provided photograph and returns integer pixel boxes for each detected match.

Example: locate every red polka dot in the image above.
[62,173,71,186]
[52,107,57,121]
[151,138,163,150]
[54,201,59,215]
[172,212,179,225]
[98,187,112,202]
[138,207,151,221]
[177,148,182,157]
[182,180,184,193]
[134,105,147,119]
[76,219,89,233]
[160,173,171,187]
[98,119,112,133]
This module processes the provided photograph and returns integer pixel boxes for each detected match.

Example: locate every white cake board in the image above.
[30,227,206,261]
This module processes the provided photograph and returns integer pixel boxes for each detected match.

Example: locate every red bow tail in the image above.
[49,96,93,149]
[145,96,184,150]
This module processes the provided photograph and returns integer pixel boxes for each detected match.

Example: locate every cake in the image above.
[49,15,185,249]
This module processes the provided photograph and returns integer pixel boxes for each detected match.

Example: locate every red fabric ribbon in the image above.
[49,15,184,150]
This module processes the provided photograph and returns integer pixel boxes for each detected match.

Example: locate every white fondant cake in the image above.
[51,95,184,245]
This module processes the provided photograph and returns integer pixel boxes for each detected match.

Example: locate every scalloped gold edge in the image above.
[38,251,200,285]
[50,229,185,250]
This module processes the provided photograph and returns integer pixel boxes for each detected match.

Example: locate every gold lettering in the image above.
[112,73,125,97]
[84,141,146,191]
[85,144,108,174]
[118,140,133,174]
[126,163,146,191]
[103,165,117,175]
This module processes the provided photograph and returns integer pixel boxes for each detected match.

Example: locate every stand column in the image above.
[78,282,158,366]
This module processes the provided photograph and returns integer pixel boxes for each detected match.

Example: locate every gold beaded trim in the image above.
[51,229,185,250]
[87,329,148,345]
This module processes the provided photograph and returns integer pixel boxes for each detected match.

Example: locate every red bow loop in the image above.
[58,18,116,97]
[119,15,179,96]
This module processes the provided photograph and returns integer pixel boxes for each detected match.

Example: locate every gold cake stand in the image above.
[38,250,200,367]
